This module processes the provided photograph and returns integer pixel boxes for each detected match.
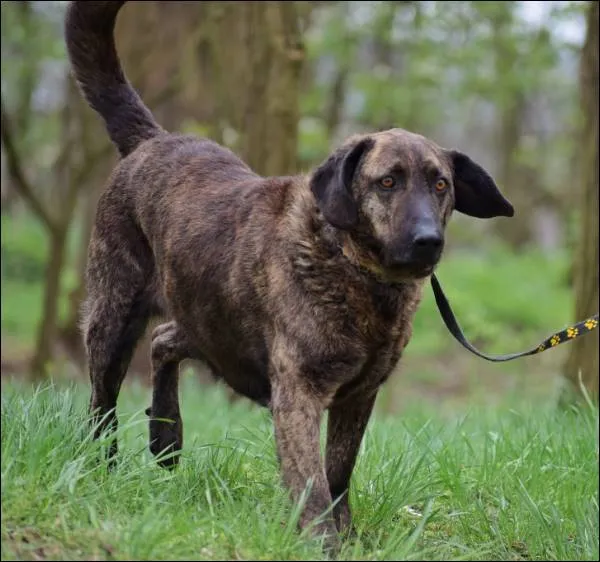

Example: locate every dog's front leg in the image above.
[326,392,377,535]
[270,373,339,552]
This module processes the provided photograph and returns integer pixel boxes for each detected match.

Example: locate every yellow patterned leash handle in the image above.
[431,274,599,362]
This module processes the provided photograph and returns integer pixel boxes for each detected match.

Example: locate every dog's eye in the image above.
[435,178,448,192]
[380,176,396,189]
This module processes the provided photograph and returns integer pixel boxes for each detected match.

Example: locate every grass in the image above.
[1,375,598,561]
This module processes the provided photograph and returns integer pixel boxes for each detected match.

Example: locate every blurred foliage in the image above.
[1,214,47,282]
[300,1,586,202]
[1,215,75,346]
[1,1,67,183]
[410,243,572,356]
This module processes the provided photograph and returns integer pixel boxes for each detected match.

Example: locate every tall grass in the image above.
[2,377,597,561]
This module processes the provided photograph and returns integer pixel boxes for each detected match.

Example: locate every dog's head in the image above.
[310,128,514,280]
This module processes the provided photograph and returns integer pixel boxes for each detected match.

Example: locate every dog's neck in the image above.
[339,233,387,280]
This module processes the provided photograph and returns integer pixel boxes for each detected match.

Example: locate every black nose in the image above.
[414,231,443,250]
[411,229,443,262]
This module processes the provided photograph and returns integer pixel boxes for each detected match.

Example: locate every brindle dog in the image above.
[65,0,513,552]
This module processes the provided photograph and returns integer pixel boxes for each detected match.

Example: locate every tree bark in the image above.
[324,66,348,141]
[239,2,305,176]
[562,1,599,402]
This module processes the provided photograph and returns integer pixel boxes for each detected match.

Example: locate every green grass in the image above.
[2,376,598,561]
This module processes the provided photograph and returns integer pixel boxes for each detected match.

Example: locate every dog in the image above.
[65,0,513,552]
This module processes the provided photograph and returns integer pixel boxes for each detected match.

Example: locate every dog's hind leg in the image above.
[82,230,154,464]
[83,292,151,463]
[146,320,193,468]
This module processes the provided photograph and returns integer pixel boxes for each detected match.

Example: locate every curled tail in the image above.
[65,1,163,157]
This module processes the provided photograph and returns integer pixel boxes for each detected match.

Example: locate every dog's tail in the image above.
[65,1,163,157]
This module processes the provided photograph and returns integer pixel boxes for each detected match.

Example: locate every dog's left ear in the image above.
[310,137,375,230]
[447,150,514,218]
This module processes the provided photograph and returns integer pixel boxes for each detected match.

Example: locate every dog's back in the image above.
[65,0,278,311]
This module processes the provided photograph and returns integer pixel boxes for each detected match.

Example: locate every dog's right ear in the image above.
[310,138,375,230]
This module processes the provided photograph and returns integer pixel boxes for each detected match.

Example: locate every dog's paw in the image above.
[319,526,342,558]
[148,414,183,469]
[333,501,355,538]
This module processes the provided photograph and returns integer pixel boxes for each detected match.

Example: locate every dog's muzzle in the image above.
[384,226,444,278]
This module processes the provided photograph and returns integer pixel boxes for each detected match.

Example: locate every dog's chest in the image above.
[332,342,402,404]
[355,291,418,367]
[326,280,424,402]
[295,255,420,343]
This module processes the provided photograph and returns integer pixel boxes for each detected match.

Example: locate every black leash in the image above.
[431,274,599,362]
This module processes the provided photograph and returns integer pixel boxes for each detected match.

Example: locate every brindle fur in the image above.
[65,1,513,552]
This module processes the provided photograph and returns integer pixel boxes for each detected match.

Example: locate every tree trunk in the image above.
[30,230,67,380]
[239,2,305,176]
[488,5,533,250]
[325,67,348,141]
[562,1,599,402]
[198,2,229,145]
[372,2,399,131]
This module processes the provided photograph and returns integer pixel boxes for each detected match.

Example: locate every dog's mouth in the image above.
[383,262,436,282]
[342,237,437,284]
[380,250,440,282]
